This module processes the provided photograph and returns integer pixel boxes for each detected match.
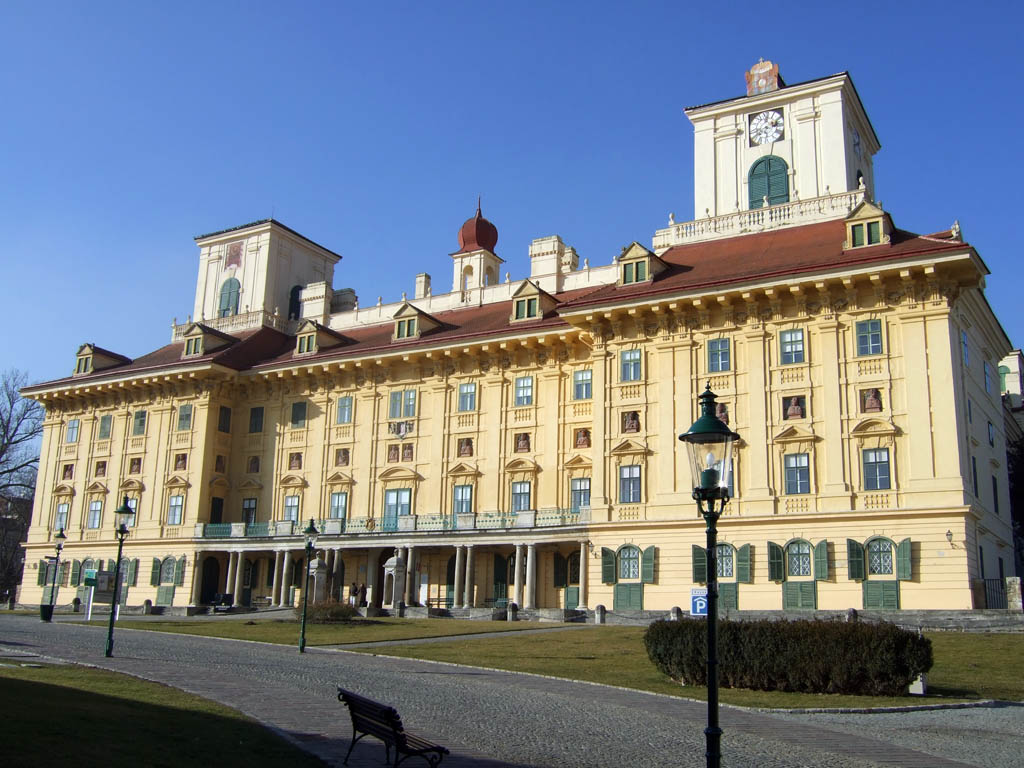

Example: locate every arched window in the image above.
[618,545,641,580]
[999,365,1010,392]
[159,556,176,584]
[786,540,812,577]
[748,156,789,209]
[288,285,302,320]
[218,278,240,318]
[867,538,894,575]
[716,543,734,578]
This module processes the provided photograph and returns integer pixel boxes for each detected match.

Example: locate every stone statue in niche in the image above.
[863,388,883,413]
[129,457,142,474]
[785,396,805,420]
[515,433,531,452]
[623,411,640,433]
[458,438,473,457]
[62,464,73,480]
[247,455,260,473]
[387,445,400,463]
[288,452,302,470]
[402,443,414,462]
[715,402,729,425]
[575,428,591,448]
[335,448,349,467]
[174,453,187,471]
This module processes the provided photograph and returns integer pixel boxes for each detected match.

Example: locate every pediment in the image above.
[53,483,76,497]
[849,418,898,437]
[772,425,818,443]
[391,302,439,332]
[279,474,308,488]
[165,475,191,489]
[238,478,264,490]
[85,481,108,494]
[209,476,230,489]
[846,200,885,221]
[511,279,554,301]
[620,242,655,261]
[609,439,648,456]
[509,280,558,322]
[563,454,592,468]
[504,458,539,473]
[325,471,354,485]
[378,466,422,481]
[118,478,145,492]
[447,462,480,477]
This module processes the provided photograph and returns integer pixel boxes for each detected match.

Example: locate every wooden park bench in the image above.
[336,686,449,767]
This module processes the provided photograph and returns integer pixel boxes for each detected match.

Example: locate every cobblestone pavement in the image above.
[3,615,1015,767]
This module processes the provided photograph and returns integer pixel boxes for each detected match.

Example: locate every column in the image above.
[232,551,245,606]
[453,545,465,609]
[333,548,344,601]
[405,546,416,605]
[271,551,282,606]
[513,544,524,607]
[324,549,334,599]
[463,545,475,608]
[367,547,381,607]
[524,544,536,609]
[189,554,203,605]
[578,541,589,610]
[281,552,293,607]
[225,552,236,594]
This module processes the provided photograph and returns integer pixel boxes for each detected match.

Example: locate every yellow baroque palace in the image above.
[20,62,1018,616]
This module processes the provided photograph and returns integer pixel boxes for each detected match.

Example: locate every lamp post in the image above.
[104,496,136,658]
[678,383,739,768]
[41,528,67,622]
[298,518,319,653]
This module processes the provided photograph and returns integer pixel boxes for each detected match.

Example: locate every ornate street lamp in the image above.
[298,518,319,653]
[104,496,136,658]
[41,528,67,622]
[678,383,739,768]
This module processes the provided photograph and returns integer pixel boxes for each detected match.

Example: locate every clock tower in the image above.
[685,60,880,219]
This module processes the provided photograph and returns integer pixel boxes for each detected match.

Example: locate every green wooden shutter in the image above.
[814,540,829,581]
[553,553,567,588]
[748,162,769,209]
[107,559,116,572]
[719,583,738,610]
[863,580,898,609]
[150,558,161,586]
[37,560,47,586]
[601,548,617,584]
[800,581,816,608]
[641,546,656,584]
[847,539,865,581]
[768,541,784,582]
[736,544,751,584]
[691,545,707,583]
[127,559,138,586]
[60,562,70,586]
[782,581,798,609]
[767,157,789,205]
[897,538,912,581]
[783,581,816,609]
[175,556,186,586]
[71,560,81,586]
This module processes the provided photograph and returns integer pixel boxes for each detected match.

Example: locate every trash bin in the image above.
[40,604,54,622]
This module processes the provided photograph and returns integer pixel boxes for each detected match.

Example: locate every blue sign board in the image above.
[690,587,709,616]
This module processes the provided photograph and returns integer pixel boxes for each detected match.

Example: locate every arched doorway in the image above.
[492,553,508,608]
[200,556,220,604]
[566,551,581,609]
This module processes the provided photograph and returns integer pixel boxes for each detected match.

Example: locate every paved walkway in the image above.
[1,615,1017,767]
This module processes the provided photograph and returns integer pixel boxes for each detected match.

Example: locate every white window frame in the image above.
[329,491,348,520]
[514,376,534,407]
[284,495,300,522]
[573,370,593,400]
[337,396,353,424]
[167,495,184,526]
[780,329,804,365]
[511,481,531,512]
[620,349,642,382]
[458,382,477,412]
[708,338,730,372]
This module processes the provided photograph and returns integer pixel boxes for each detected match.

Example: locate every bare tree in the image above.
[0,369,43,601]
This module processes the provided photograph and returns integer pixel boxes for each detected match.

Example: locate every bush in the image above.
[644,617,932,696]
[295,599,359,623]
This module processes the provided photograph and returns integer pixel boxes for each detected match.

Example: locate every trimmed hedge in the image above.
[295,598,359,623]
[644,617,932,696]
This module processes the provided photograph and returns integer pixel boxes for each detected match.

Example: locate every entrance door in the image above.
[445,555,456,607]
[210,497,224,524]
[200,557,220,604]
[492,553,507,608]
[565,551,581,609]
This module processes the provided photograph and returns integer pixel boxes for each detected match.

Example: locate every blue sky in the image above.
[1,1,1021,385]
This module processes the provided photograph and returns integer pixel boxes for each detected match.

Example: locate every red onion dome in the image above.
[456,200,498,254]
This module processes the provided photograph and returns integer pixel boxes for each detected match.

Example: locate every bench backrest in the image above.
[338,688,407,749]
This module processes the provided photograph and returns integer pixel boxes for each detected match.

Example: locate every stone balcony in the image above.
[171,309,291,341]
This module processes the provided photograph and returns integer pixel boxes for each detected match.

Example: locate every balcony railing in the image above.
[245,522,270,537]
[203,523,233,538]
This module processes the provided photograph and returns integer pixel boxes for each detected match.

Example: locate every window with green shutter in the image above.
[156,585,176,606]
[783,581,817,609]
[613,583,643,610]
[71,560,82,586]
[601,547,617,584]
[748,156,789,209]
[150,558,161,586]
[218,278,240,318]
[847,539,866,580]
[719,583,739,610]
[736,544,752,584]
[862,580,900,609]
[767,541,784,581]
[814,540,829,581]
[691,545,707,583]
[37,560,47,586]
[896,538,912,580]
[127,558,138,586]
[175,556,186,586]
[641,546,656,584]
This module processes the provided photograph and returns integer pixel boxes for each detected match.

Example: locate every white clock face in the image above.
[750,110,784,145]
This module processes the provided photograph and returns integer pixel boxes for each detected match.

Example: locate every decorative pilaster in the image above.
[524,544,536,609]
[453,545,465,609]
[578,541,589,610]
[463,545,475,608]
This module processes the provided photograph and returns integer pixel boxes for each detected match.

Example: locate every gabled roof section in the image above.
[74,343,132,376]
[294,319,348,355]
[180,322,238,356]
[509,280,558,323]
[392,302,441,333]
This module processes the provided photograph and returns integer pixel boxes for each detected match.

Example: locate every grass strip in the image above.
[0,663,324,767]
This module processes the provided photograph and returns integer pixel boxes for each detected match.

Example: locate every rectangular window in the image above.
[984,361,992,394]
[622,260,646,284]
[988,421,995,446]
[329,491,348,520]
[851,223,864,247]
[97,414,112,440]
[514,376,534,407]
[404,390,416,417]
[784,453,810,494]
[249,406,264,433]
[396,318,417,338]
[87,500,102,529]
[458,382,477,412]
[961,330,969,367]
[66,419,80,444]
[391,390,416,418]
[242,497,257,525]
[620,349,642,381]
[780,329,805,365]
[570,478,591,512]
[856,319,882,356]
[177,404,193,432]
[283,495,300,522]
[167,495,184,526]
[132,411,147,436]
[967,399,973,424]
[511,481,531,512]
[218,406,231,433]
[384,488,412,517]
[867,221,881,244]
[290,401,307,429]
[55,502,69,531]
[126,497,137,527]
[453,484,473,515]
[863,448,891,491]
[514,297,539,319]
[992,476,999,515]
[972,456,979,496]
[708,338,730,372]
[337,396,353,424]
[619,465,642,503]
[573,370,592,400]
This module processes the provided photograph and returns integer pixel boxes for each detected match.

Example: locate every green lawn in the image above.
[0,663,324,767]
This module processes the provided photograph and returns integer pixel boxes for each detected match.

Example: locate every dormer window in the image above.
[75,355,93,375]
[296,334,316,354]
[850,221,881,247]
[844,201,890,249]
[622,260,647,284]
[396,318,417,339]
[514,298,538,320]
[616,242,664,286]
[184,337,203,357]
